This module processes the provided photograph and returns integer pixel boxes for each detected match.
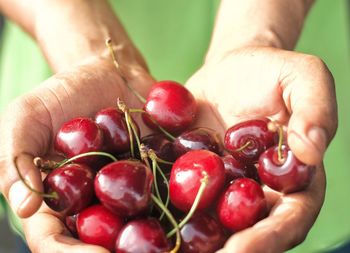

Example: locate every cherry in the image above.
[55,117,104,164]
[142,80,197,134]
[222,154,260,183]
[141,133,175,162]
[95,107,139,154]
[65,215,78,238]
[217,178,267,232]
[77,204,124,252]
[43,163,94,215]
[173,127,223,158]
[95,160,153,217]
[180,212,226,253]
[224,119,277,164]
[258,144,314,193]
[115,218,171,253]
[169,150,225,212]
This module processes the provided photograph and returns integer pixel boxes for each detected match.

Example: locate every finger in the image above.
[281,54,337,165]
[23,207,110,253]
[218,164,325,253]
[2,154,43,218]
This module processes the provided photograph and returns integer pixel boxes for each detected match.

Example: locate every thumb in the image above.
[2,154,43,218]
[284,56,337,165]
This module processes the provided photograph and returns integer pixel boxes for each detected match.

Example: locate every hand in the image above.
[186,47,337,253]
[0,57,154,252]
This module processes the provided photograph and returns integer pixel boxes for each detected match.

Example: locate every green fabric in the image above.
[0,0,349,252]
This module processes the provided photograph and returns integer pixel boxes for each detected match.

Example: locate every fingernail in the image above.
[307,127,327,156]
[8,181,31,214]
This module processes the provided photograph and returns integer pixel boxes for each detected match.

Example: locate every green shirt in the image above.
[0,1,349,252]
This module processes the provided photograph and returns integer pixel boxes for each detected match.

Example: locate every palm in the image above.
[186,47,328,252]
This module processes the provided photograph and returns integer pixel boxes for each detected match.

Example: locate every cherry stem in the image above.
[14,157,58,199]
[117,98,135,158]
[56,151,117,168]
[105,39,146,103]
[33,157,59,173]
[129,108,176,141]
[151,194,181,253]
[277,125,284,162]
[148,149,170,220]
[156,157,174,165]
[234,141,252,152]
[167,171,209,238]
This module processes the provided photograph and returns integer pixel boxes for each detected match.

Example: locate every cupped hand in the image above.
[186,47,337,253]
[0,57,154,252]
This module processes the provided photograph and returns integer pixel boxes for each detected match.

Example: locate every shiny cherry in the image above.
[224,119,277,164]
[43,163,94,215]
[217,178,267,232]
[55,117,104,164]
[141,133,175,162]
[169,150,225,212]
[65,215,78,238]
[258,144,314,193]
[95,107,139,154]
[142,80,197,134]
[77,204,124,252]
[115,218,171,253]
[95,160,153,217]
[222,154,259,183]
[173,127,223,158]
[180,212,226,253]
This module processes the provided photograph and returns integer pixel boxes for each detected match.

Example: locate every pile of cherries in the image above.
[24,80,314,253]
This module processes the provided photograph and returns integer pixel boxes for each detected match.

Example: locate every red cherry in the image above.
[77,204,124,251]
[224,119,277,164]
[169,150,225,212]
[95,160,153,217]
[221,154,260,183]
[95,107,139,154]
[55,117,104,164]
[115,218,171,253]
[43,163,94,215]
[141,133,175,162]
[258,144,314,193]
[142,80,197,134]
[180,212,226,253]
[173,127,223,158]
[217,178,267,232]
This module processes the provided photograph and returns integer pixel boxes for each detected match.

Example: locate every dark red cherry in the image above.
[115,218,171,253]
[180,212,226,253]
[55,117,104,164]
[43,163,94,215]
[142,80,197,134]
[77,204,124,252]
[95,160,153,217]
[258,144,314,193]
[141,133,175,162]
[217,178,267,232]
[95,107,139,154]
[65,215,78,238]
[173,127,223,158]
[224,119,277,164]
[222,154,259,183]
[169,150,225,212]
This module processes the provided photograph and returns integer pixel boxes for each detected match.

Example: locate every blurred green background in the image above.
[0,0,349,252]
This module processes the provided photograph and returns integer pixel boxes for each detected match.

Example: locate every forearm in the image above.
[206,0,314,62]
[0,0,144,72]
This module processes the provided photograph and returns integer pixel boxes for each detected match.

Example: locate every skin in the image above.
[0,0,337,252]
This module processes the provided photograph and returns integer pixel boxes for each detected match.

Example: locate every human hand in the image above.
[186,47,337,252]
[0,57,154,252]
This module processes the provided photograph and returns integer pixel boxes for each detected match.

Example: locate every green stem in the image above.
[56,151,117,168]
[167,171,209,238]
[234,141,252,152]
[277,125,284,161]
[14,157,58,199]
[156,163,170,220]
[151,194,181,253]
[105,39,146,103]
[129,108,176,141]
